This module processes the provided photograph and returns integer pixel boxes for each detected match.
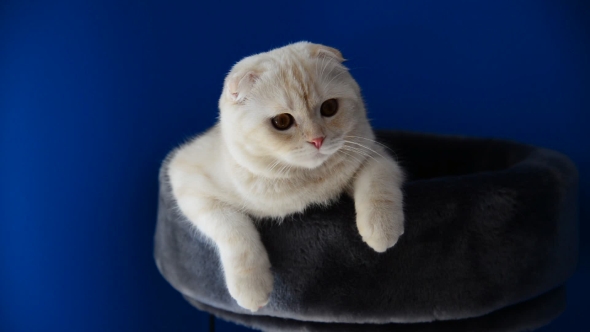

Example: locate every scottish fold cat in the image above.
[168,42,404,311]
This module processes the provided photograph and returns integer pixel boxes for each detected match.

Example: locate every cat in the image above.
[167,42,405,312]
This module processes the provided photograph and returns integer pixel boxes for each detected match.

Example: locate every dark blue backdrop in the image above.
[1,1,588,331]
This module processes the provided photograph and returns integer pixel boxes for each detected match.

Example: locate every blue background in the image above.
[1,0,588,331]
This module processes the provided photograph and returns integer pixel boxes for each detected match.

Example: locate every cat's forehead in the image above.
[258,57,344,110]
[225,42,355,115]
[275,61,318,110]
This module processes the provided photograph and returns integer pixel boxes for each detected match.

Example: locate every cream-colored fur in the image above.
[168,42,404,312]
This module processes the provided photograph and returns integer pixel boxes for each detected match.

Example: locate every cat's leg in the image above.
[176,197,273,312]
[352,149,405,252]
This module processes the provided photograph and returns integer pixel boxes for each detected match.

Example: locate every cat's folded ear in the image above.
[226,70,260,103]
[308,43,346,63]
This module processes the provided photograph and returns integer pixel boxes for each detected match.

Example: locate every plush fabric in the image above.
[185,286,566,332]
[154,131,579,329]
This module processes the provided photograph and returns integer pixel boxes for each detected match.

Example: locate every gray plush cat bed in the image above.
[154,130,579,331]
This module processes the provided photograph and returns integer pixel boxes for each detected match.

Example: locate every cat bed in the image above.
[185,285,567,332]
[154,130,579,331]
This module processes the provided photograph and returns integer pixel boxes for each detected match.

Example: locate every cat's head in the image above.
[219,42,371,171]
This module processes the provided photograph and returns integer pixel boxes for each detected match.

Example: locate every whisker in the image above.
[341,146,380,164]
[280,164,293,178]
[315,55,319,78]
[345,135,390,150]
[265,159,281,174]
[320,55,332,78]
[324,59,337,80]
[345,135,398,159]
[343,140,387,160]
[277,163,289,178]
[324,69,348,88]
[338,149,364,165]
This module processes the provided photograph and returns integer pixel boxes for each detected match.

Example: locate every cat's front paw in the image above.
[226,266,273,312]
[356,203,404,253]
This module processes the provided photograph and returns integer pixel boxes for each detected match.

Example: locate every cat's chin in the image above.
[287,152,334,170]
[300,160,327,170]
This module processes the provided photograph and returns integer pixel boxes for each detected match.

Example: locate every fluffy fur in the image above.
[167,42,405,311]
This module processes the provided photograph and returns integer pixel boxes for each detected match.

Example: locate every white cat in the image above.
[168,42,404,312]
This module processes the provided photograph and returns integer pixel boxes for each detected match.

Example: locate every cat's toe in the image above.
[357,209,404,253]
[364,234,395,252]
[365,230,403,252]
[227,268,273,312]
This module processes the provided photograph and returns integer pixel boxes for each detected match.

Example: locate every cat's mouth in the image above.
[310,149,331,159]
[302,145,342,168]
[283,141,344,170]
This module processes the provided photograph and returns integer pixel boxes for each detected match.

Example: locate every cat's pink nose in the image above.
[308,137,324,149]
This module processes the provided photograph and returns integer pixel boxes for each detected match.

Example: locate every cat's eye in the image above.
[320,99,338,117]
[271,113,294,130]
